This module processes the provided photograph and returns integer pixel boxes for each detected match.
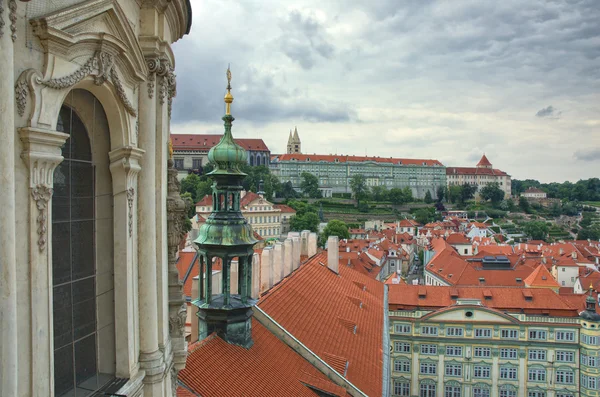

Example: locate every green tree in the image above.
[281,181,300,199]
[448,185,462,204]
[460,183,477,203]
[436,186,446,202]
[578,226,600,241]
[289,212,319,232]
[480,182,505,204]
[300,172,322,198]
[519,196,531,214]
[195,180,213,201]
[550,202,562,217]
[350,175,370,205]
[523,221,549,241]
[180,173,201,202]
[321,220,350,242]
[371,185,389,202]
[389,188,405,205]
[182,192,195,218]
[424,190,433,204]
[287,200,317,217]
[402,187,413,203]
[414,208,435,225]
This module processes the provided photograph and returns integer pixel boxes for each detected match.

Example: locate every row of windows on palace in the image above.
[276,168,446,176]
[173,155,269,169]
[393,341,580,362]
[394,324,578,341]
[393,381,578,397]
[256,228,280,237]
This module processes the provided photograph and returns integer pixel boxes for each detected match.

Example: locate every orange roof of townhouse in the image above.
[523,187,546,194]
[473,236,496,245]
[399,219,420,227]
[338,239,370,252]
[578,270,600,290]
[172,133,270,152]
[179,321,350,397]
[477,154,492,167]
[273,153,443,166]
[475,245,515,256]
[339,252,382,279]
[427,247,535,287]
[366,248,385,260]
[468,221,489,229]
[349,228,367,234]
[273,204,296,213]
[523,265,560,289]
[258,252,384,397]
[388,285,579,317]
[446,233,471,245]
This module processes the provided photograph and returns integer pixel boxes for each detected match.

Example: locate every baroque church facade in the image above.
[0,1,192,397]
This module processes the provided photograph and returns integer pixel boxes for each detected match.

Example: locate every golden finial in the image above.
[224,65,233,115]
[168,137,174,159]
[590,282,594,291]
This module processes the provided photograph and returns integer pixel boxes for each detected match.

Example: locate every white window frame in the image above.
[501,329,518,339]
[395,324,411,334]
[500,366,518,380]
[421,326,438,336]
[500,348,518,359]
[528,368,547,382]
[529,329,547,340]
[421,344,438,355]
[446,346,463,357]
[474,328,492,338]
[474,347,491,358]
[556,350,574,363]
[528,349,547,361]
[446,327,464,337]
[473,365,491,378]
[555,331,575,342]
[444,364,462,377]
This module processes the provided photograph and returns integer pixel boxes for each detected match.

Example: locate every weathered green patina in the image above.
[192,68,258,348]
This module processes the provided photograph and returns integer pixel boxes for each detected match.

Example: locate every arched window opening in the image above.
[52,90,114,397]
[249,154,254,166]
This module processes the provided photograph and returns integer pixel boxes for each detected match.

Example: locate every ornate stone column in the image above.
[1,2,18,395]
[137,65,165,395]
[19,127,70,397]
[109,146,144,379]
[166,156,189,396]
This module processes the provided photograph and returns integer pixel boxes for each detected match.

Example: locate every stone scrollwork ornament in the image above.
[15,51,137,118]
[8,0,16,42]
[146,57,160,99]
[0,0,5,39]
[31,185,53,251]
[126,187,135,237]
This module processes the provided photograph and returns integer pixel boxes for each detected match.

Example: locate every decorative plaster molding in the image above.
[32,185,53,251]
[8,0,16,42]
[146,58,161,99]
[15,51,138,118]
[19,127,70,188]
[127,187,135,237]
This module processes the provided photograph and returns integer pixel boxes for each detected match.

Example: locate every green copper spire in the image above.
[192,67,258,348]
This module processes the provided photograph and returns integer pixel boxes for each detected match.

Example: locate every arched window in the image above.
[52,91,114,396]
[250,154,254,166]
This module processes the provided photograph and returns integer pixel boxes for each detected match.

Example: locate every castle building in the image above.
[446,155,512,199]
[270,152,446,199]
[171,134,270,179]
[0,1,192,396]
[389,285,596,397]
[287,126,302,154]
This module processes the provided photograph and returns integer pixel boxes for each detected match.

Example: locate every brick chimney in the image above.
[327,236,340,274]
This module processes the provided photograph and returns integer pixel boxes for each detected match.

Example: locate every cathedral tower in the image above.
[192,68,258,348]
[287,126,301,154]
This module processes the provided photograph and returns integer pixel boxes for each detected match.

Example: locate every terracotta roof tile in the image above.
[172,134,270,152]
[274,153,443,166]
[179,322,347,397]
[258,252,384,396]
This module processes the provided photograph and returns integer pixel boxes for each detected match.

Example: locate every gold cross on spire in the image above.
[224,65,233,115]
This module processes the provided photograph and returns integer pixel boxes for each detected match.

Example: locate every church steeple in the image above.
[287,126,302,154]
[192,67,258,348]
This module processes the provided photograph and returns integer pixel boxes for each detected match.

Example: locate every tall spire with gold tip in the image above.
[192,67,258,348]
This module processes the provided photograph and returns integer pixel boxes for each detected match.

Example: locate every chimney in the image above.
[327,236,340,273]
[292,236,301,270]
[272,242,284,284]
[346,246,350,253]
[559,248,564,255]
[190,276,200,343]
[308,232,318,257]
[301,230,310,256]
[283,238,293,276]
[260,247,273,293]
[572,251,577,260]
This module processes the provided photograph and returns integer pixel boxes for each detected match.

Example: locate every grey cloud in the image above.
[278,9,335,70]
[574,149,600,162]
[535,105,561,118]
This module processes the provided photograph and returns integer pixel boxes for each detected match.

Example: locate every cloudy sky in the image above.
[171,0,600,183]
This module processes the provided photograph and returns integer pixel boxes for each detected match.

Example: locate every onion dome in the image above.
[207,68,247,176]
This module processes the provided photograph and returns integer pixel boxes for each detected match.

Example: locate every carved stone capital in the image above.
[19,127,70,188]
[108,146,144,193]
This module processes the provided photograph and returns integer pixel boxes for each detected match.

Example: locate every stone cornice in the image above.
[19,127,70,188]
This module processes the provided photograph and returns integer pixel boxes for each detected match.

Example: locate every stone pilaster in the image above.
[109,146,144,379]
[19,127,69,397]
[0,2,17,394]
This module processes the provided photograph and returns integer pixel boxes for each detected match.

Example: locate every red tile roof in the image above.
[274,153,443,166]
[258,252,384,396]
[172,134,270,152]
[388,285,580,317]
[446,167,508,176]
[477,154,492,167]
[523,187,546,194]
[273,204,297,213]
[523,264,560,288]
[446,233,471,245]
[179,322,349,397]
[339,252,381,279]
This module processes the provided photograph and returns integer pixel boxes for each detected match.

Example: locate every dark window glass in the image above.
[52,104,99,396]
